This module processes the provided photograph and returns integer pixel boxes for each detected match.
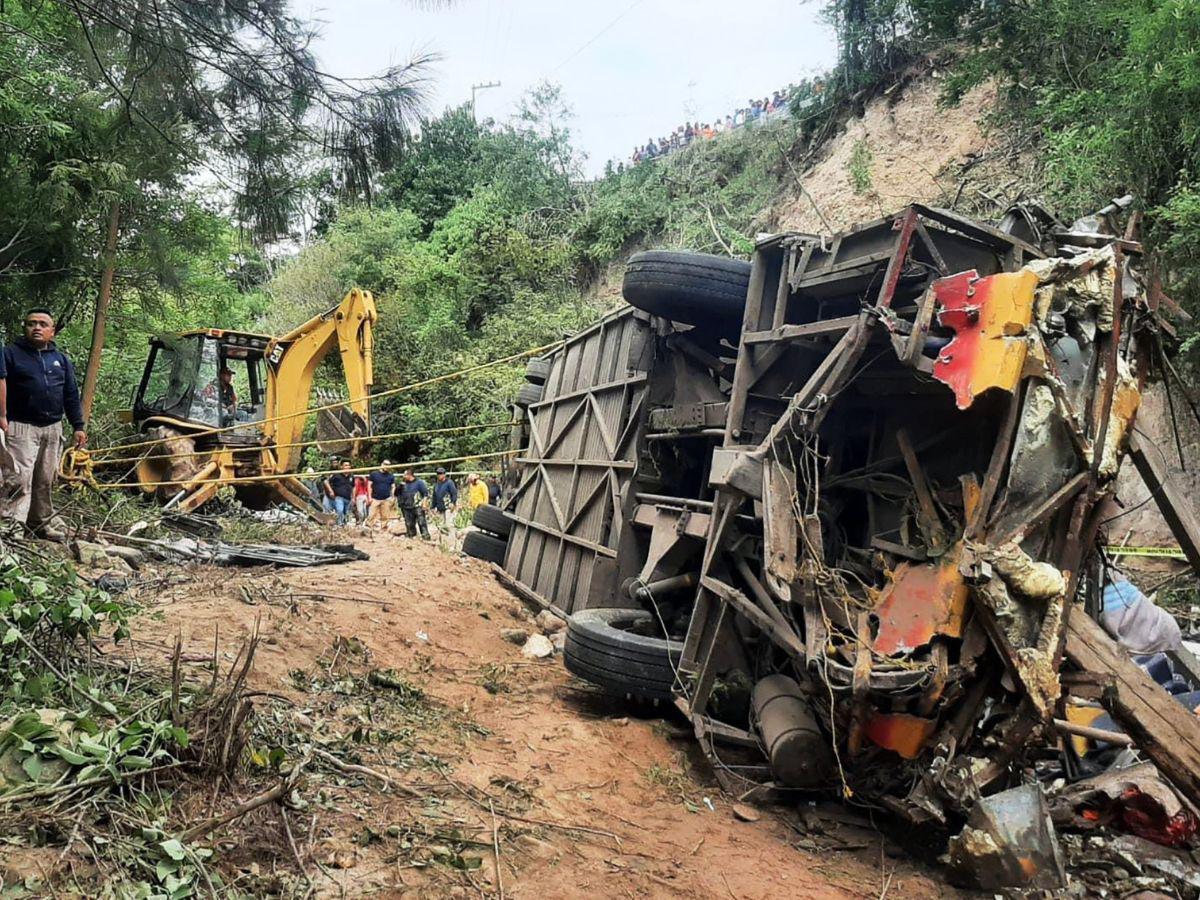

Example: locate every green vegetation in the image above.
[822,0,1200,351]
[848,140,873,195]
[262,90,805,464]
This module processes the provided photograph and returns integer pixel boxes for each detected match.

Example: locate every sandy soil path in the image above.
[125,530,961,899]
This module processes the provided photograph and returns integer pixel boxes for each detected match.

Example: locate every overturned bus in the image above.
[470,200,1198,867]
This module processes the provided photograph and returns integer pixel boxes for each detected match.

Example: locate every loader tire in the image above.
[564,608,683,702]
[472,504,513,539]
[525,357,551,385]
[514,383,543,408]
[622,251,752,325]
[463,530,508,564]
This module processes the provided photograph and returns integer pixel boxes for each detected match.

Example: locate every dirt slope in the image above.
[118,533,960,898]
[768,75,1012,234]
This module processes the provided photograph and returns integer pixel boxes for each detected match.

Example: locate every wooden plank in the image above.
[991,470,1089,546]
[723,250,770,442]
[1128,432,1200,573]
[912,203,1045,259]
[516,458,635,469]
[901,285,938,366]
[896,427,946,548]
[796,249,896,286]
[490,562,569,619]
[742,315,860,345]
[1065,605,1200,810]
[524,372,648,411]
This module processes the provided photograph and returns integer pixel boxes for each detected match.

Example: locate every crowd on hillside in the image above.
[629,81,818,166]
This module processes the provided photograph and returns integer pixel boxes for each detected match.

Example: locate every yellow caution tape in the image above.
[88,448,521,491]
[87,419,518,468]
[89,341,558,457]
[1104,546,1187,560]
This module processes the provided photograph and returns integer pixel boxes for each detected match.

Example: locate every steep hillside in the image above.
[768,73,1010,232]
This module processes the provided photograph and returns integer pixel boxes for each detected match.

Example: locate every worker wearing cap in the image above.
[431,467,459,548]
[0,307,86,540]
[366,460,396,528]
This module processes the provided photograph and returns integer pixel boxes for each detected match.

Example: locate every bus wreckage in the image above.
[477,198,1200,889]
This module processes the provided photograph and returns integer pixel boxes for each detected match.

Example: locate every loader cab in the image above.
[133,330,270,435]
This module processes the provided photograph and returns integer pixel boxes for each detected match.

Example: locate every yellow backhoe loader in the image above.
[72,289,376,515]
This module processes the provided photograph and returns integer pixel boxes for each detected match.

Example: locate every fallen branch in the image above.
[490,800,505,900]
[178,754,309,842]
[310,746,421,798]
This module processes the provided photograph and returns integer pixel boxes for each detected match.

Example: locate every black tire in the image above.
[514,383,543,408]
[472,504,513,539]
[622,251,752,324]
[525,358,551,385]
[463,530,507,564]
[564,608,683,702]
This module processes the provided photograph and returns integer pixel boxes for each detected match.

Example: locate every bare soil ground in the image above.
[113,531,962,898]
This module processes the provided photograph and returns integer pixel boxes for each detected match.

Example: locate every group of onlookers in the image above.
[308,460,500,548]
[629,86,800,166]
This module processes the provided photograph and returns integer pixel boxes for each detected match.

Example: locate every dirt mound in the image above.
[768,74,1012,234]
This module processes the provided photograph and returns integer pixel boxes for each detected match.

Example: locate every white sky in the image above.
[306,0,837,176]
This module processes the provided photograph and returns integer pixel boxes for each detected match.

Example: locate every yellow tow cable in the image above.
[86,419,520,468]
[86,449,522,491]
[88,341,558,457]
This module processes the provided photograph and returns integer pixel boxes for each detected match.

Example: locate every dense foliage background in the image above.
[4,0,1200,470]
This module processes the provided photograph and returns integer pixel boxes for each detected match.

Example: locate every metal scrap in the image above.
[501,198,1200,889]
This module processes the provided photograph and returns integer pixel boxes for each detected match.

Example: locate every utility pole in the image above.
[470,81,501,121]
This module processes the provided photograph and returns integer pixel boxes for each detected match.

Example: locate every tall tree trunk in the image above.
[81,198,121,423]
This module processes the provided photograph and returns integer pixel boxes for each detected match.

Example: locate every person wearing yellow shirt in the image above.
[466,472,489,508]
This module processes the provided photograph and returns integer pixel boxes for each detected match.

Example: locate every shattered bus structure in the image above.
[486,200,1200,880]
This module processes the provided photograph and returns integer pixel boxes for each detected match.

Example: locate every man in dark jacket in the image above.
[324,460,355,526]
[397,468,430,539]
[431,466,459,547]
[0,308,86,538]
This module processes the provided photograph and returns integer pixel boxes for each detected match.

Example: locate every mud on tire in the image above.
[564,607,684,702]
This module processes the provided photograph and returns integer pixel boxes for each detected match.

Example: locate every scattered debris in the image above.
[535,610,566,634]
[93,530,368,567]
[731,803,761,823]
[520,634,554,659]
[947,784,1066,891]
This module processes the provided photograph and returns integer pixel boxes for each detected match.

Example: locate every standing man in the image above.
[0,308,86,540]
[432,467,459,548]
[487,475,502,506]
[397,468,430,539]
[325,460,354,526]
[366,460,396,528]
[465,472,489,509]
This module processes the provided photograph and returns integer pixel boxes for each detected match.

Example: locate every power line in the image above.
[552,0,648,73]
